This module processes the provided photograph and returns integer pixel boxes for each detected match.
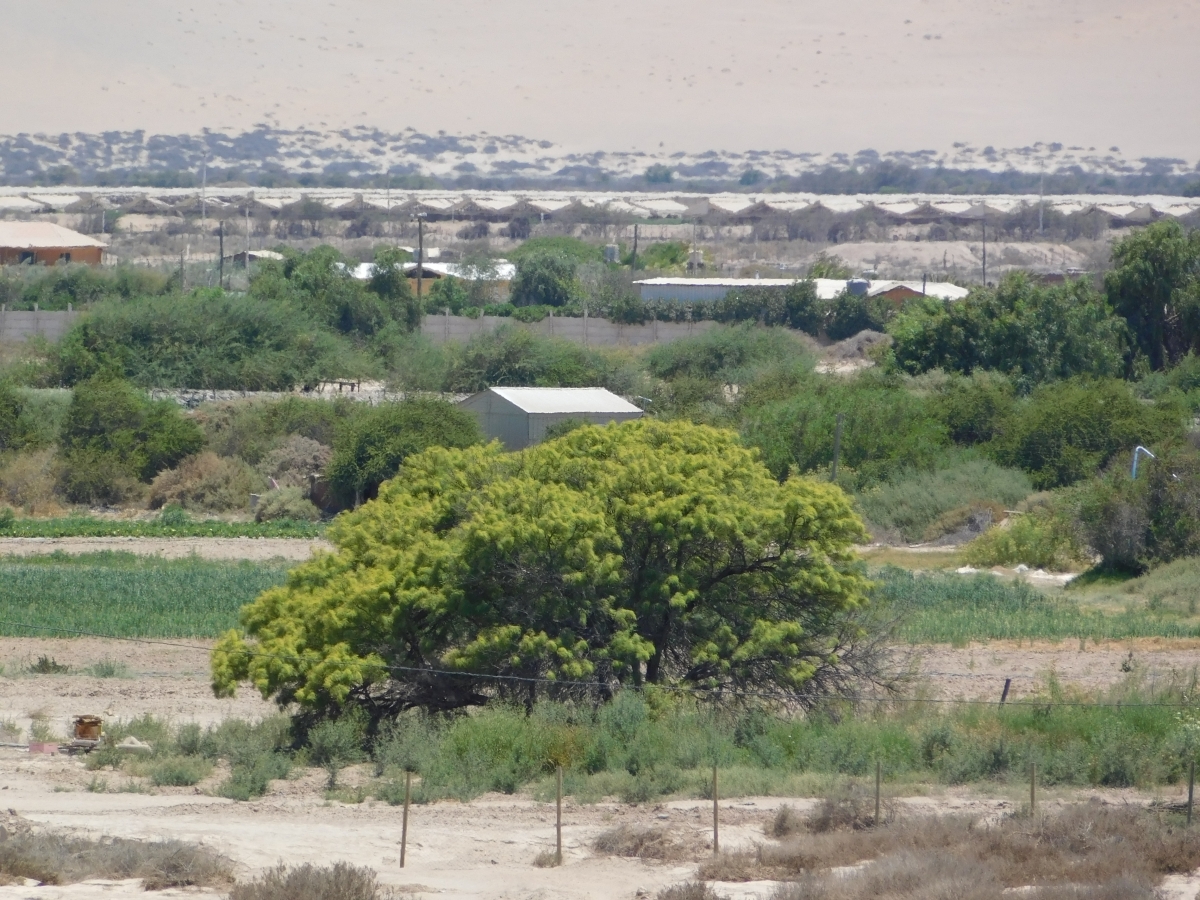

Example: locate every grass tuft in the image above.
[229,862,383,900]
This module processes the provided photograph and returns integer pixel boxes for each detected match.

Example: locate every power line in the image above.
[3,618,1198,710]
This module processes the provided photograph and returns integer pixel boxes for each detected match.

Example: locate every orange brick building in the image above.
[0,223,105,266]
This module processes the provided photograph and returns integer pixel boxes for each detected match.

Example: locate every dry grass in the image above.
[0,448,64,516]
[229,863,387,900]
[702,802,1197,900]
[0,830,233,889]
[531,849,561,868]
[148,451,263,512]
[658,883,726,900]
[593,824,684,860]
[768,805,805,838]
[805,783,896,833]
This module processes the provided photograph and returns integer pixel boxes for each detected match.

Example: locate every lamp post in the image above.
[413,212,428,302]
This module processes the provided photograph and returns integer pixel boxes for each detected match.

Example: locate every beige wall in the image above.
[0,309,79,342]
[421,313,717,347]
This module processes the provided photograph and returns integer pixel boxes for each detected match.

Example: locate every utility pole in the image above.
[1038,163,1045,236]
[201,153,207,229]
[631,223,639,270]
[981,218,987,286]
[415,213,427,303]
[219,220,225,289]
[245,203,251,268]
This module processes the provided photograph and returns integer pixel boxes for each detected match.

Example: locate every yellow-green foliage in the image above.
[213,420,869,711]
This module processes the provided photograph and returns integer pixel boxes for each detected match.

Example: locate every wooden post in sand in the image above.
[556,766,563,866]
[712,766,719,856]
[1030,763,1037,816]
[875,760,882,826]
[1188,760,1195,826]
[400,771,412,867]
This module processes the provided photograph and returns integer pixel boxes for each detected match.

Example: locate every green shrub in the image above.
[962,507,1083,570]
[889,273,1129,388]
[646,324,812,384]
[306,714,366,788]
[326,398,481,504]
[510,253,581,307]
[931,372,1016,445]
[742,372,947,487]
[857,455,1032,542]
[443,325,636,393]
[987,377,1186,489]
[145,756,213,787]
[254,487,320,522]
[216,753,293,801]
[57,376,204,502]
[55,291,377,390]
[509,236,602,264]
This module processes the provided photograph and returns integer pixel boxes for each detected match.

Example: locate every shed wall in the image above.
[0,246,103,266]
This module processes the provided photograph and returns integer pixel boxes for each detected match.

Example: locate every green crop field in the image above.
[876,567,1200,644]
[0,516,325,539]
[0,552,291,638]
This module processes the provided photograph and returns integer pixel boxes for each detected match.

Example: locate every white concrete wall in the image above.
[420,313,716,347]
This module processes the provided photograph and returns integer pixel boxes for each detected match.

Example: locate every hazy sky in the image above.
[5,0,1198,159]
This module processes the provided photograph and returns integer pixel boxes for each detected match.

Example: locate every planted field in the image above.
[878,567,1200,643]
[0,552,290,638]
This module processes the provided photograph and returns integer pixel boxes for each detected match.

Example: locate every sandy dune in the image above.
[2,1,1197,159]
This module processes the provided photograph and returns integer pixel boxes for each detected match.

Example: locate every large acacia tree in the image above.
[212,420,872,715]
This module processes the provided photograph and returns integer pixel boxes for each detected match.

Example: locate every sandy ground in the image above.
[0,537,331,562]
[0,751,1196,900]
[0,639,1199,898]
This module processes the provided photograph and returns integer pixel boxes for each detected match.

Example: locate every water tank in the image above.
[847,278,870,296]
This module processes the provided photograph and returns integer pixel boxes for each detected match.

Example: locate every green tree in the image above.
[367,247,421,333]
[890,273,1129,389]
[806,253,853,279]
[509,253,581,307]
[58,376,204,502]
[326,398,482,504]
[1105,220,1200,370]
[212,420,870,715]
[987,377,1186,489]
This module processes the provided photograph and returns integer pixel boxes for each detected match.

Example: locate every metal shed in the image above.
[459,387,643,450]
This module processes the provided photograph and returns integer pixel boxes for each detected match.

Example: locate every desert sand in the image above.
[2,0,1197,159]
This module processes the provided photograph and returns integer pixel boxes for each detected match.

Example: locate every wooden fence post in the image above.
[556,766,563,866]
[712,765,719,855]
[400,771,411,867]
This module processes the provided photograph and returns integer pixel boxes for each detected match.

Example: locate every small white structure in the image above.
[460,387,643,450]
[634,276,968,303]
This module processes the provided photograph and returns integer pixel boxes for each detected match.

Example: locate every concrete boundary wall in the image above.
[420,313,717,346]
[0,308,78,342]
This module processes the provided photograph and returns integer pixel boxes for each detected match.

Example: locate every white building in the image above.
[634,277,968,304]
[459,387,643,450]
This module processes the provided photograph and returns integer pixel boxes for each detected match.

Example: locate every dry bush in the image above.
[258,435,332,489]
[768,805,804,838]
[704,802,1192,900]
[229,862,381,900]
[593,825,682,860]
[0,448,63,515]
[658,883,726,900]
[531,849,561,868]
[149,452,263,512]
[0,831,233,889]
[806,782,895,833]
[254,486,320,522]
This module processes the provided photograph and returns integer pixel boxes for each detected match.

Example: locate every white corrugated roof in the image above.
[0,222,105,249]
[485,387,642,415]
[868,280,970,301]
[635,277,797,288]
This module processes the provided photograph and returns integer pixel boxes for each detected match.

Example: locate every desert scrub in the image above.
[0,829,233,888]
[229,862,384,900]
[0,552,291,638]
